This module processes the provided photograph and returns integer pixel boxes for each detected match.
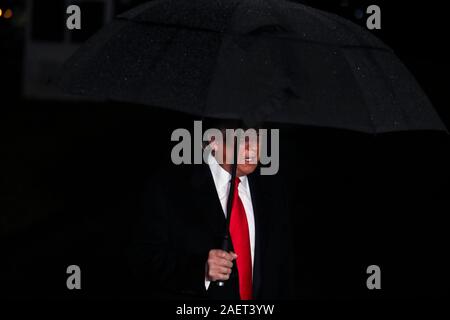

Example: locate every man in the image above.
[129,120,295,299]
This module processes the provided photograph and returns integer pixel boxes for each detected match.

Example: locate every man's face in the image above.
[212,129,260,176]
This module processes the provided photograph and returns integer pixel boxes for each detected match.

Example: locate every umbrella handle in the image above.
[217,136,238,288]
[216,235,229,287]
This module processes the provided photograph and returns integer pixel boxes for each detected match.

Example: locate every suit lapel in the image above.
[248,173,266,299]
[191,164,227,244]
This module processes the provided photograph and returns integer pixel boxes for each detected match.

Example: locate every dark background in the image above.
[1,0,449,299]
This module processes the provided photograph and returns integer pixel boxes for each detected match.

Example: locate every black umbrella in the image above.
[58,0,446,133]
[57,0,446,288]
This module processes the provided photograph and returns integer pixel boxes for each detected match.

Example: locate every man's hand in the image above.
[205,249,237,282]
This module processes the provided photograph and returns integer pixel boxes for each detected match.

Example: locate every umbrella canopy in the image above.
[57,0,446,133]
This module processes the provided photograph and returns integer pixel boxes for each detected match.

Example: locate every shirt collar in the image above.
[207,152,249,196]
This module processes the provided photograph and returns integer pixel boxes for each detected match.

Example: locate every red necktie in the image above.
[229,177,253,300]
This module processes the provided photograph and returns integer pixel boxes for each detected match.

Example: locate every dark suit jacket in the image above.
[129,163,295,300]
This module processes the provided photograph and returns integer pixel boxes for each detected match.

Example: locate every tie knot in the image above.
[234,177,241,186]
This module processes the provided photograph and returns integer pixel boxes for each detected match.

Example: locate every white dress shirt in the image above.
[205,152,256,290]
